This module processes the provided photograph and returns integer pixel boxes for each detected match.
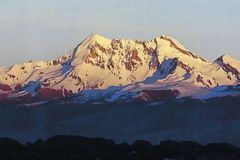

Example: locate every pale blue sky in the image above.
[0,0,239,66]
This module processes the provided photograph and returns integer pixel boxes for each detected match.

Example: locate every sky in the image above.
[0,0,240,66]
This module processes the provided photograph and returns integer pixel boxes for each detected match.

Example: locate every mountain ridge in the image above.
[0,33,240,103]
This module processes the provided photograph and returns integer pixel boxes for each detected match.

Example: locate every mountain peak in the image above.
[214,54,240,81]
[85,33,110,43]
[159,34,186,49]
[215,54,239,64]
[159,34,174,39]
[221,54,236,61]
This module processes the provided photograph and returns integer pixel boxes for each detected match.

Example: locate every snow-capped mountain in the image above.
[0,33,239,103]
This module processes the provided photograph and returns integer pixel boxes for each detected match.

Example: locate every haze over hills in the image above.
[0,33,240,104]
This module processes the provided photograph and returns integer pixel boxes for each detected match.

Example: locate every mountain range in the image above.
[0,33,240,104]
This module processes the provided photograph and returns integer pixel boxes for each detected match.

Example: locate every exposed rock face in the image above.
[176,60,193,73]
[196,75,210,88]
[0,84,12,91]
[222,63,240,80]
[38,88,64,100]
[138,90,180,102]
[215,55,240,81]
[125,49,142,71]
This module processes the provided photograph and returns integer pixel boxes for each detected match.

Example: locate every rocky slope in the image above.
[0,34,239,103]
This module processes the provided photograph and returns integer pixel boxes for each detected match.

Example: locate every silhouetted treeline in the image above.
[0,135,240,160]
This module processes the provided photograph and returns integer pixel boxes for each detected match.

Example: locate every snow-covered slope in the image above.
[0,33,239,103]
[214,54,240,81]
